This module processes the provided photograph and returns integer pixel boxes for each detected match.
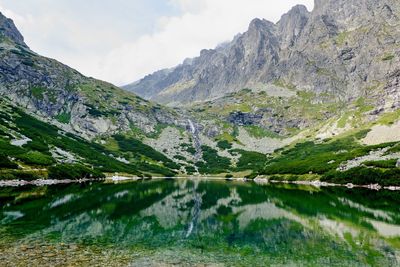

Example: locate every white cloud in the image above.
[1,1,314,86]
[99,0,314,85]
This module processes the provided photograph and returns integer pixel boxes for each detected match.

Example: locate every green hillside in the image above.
[0,98,179,180]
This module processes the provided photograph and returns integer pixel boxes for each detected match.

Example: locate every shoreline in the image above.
[0,178,102,187]
[256,179,400,191]
[0,176,399,191]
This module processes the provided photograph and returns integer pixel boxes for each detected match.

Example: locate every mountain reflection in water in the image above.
[1,179,400,266]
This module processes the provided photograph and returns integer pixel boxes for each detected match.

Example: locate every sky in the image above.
[0,0,314,86]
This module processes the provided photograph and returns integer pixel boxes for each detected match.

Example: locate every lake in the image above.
[1,179,400,266]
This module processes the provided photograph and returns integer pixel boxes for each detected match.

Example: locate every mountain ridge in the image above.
[124,0,400,113]
[0,11,189,179]
[1,2,400,182]
[0,11,181,140]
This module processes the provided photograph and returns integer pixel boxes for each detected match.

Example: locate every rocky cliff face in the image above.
[125,0,400,114]
[0,12,179,139]
[0,12,27,48]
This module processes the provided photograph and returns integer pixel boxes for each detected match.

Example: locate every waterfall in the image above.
[185,193,202,238]
[185,118,202,162]
[188,119,196,134]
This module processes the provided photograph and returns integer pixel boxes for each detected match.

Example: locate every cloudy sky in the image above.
[0,0,314,86]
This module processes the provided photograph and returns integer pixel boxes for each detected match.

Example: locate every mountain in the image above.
[0,12,179,140]
[1,1,400,183]
[0,12,188,179]
[122,0,400,183]
[125,0,400,111]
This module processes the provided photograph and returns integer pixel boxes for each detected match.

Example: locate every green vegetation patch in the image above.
[355,97,374,113]
[31,86,46,100]
[86,103,119,118]
[388,144,400,153]
[0,100,166,177]
[180,143,196,155]
[0,153,18,169]
[217,140,232,150]
[376,109,400,125]
[29,86,58,103]
[0,170,42,181]
[337,112,352,128]
[185,165,196,175]
[363,159,398,169]
[262,131,393,176]
[335,31,350,46]
[244,126,281,139]
[16,151,54,166]
[322,167,400,186]
[382,53,395,61]
[196,145,231,174]
[273,79,296,90]
[231,149,269,173]
[173,155,186,161]
[113,135,180,173]
[48,164,105,180]
[145,123,168,139]
[55,112,71,124]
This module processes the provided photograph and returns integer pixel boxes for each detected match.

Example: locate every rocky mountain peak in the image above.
[125,0,400,108]
[281,4,310,19]
[277,5,310,48]
[248,18,274,31]
[243,18,277,45]
[0,12,28,48]
[246,18,277,41]
[289,4,309,13]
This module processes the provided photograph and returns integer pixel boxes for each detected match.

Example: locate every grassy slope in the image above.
[260,130,400,185]
[183,86,400,184]
[0,99,179,180]
[187,88,342,139]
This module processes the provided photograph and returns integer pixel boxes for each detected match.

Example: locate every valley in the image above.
[0,0,400,186]
[1,0,400,266]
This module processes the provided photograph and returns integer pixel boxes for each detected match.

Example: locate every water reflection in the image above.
[1,180,400,266]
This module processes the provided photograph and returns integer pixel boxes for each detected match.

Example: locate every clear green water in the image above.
[1,179,400,266]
